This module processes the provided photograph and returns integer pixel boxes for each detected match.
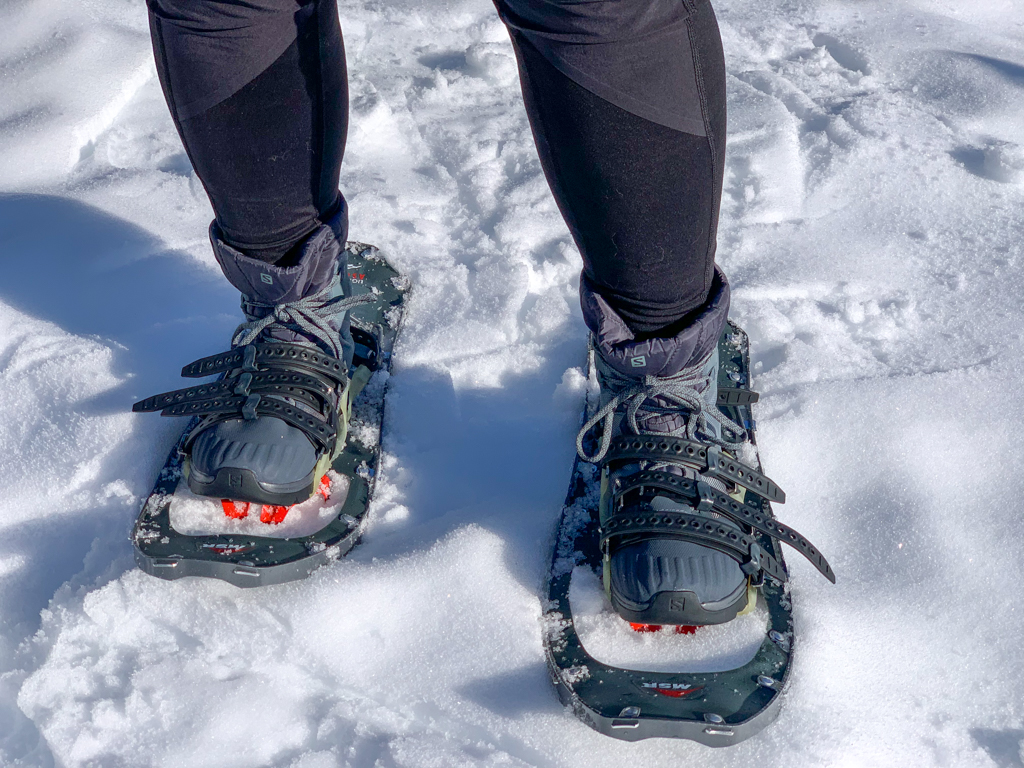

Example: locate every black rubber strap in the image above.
[605,435,709,469]
[697,481,834,583]
[615,472,832,582]
[132,371,332,414]
[705,446,785,503]
[616,472,832,582]
[181,343,347,384]
[614,469,689,497]
[600,507,789,584]
[717,387,759,406]
[603,437,785,503]
[167,394,337,450]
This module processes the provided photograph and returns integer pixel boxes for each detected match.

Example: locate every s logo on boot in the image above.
[631,355,647,368]
[669,598,685,612]
[260,273,273,285]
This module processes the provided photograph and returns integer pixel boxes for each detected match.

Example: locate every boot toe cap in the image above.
[610,538,746,612]
[190,417,317,488]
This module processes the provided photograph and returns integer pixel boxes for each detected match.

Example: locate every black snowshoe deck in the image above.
[132,243,408,587]
[543,323,797,746]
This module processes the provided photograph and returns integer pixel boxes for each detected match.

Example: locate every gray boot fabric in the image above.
[578,268,752,625]
[185,205,368,504]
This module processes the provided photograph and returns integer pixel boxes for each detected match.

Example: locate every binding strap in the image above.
[600,506,789,584]
[614,471,835,583]
[132,370,332,414]
[603,437,785,503]
[132,341,348,454]
[180,342,347,383]
[165,395,338,451]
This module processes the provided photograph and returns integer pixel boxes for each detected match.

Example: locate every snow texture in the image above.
[568,566,768,674]
[169,471,350,538]
[2,0,1024,766]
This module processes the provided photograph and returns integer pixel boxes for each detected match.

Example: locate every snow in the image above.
[568,566,768,674]
[2,0,1024,765]
[169,471,350,538]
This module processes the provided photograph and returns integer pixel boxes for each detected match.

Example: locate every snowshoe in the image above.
[543,312,834,745]
[130,241,407,587]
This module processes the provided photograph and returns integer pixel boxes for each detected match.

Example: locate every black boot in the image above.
[135,206,373,505]
[578,269,754,625]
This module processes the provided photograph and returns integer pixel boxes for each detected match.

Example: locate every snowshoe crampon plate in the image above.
[544,323,794,745]
[131,243,408,587]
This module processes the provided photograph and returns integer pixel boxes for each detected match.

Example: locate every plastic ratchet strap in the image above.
[600,506,788,584]
[180,342,347,383]
[132,371,330,414]
[612,471,833,582]
[603,437,785,503]
[165,395,337,450]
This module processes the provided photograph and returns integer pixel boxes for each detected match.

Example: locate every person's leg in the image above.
[139,0,360,505]
[147,0,347,264]
[499,0,726,339]
[499,0,754,625]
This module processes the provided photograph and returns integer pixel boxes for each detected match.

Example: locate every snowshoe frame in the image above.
[543,323,796,746]
[131,243,408,588]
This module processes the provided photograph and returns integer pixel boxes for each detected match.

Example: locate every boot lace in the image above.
[232,282,375,360]
[576,352,746,464]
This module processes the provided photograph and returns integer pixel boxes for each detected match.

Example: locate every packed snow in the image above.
[169,471,350,538]
[2,0,1024,766]
[568,566,768,674]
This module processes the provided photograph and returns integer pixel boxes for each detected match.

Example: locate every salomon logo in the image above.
[260,273,273,285]
[631,355,646,368]
[669,598,685,612]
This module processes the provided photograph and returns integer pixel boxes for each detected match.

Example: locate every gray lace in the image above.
[231,282,375,360]
[576,352,746,464]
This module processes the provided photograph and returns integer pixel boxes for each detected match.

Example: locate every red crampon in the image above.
[219,474,332,525]
[629,623,698,635]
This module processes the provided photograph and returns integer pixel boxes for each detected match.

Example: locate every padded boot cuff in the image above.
[580,266,731,378]
[210,202,349,303]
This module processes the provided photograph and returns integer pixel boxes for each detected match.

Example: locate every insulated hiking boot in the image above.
[578,269,757,626]
[134,206,374,506]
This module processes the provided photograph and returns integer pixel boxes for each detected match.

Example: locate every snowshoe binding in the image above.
[131,214,408,587]
[543,270,834,744]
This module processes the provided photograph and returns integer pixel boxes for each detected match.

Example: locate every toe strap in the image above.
[614,471,835,583]
[603,437,786,503]
[132,370,331,414]
[600,506,789,584]
[179,342,348,383]
[132,342,348,453]
[169,394,338,451]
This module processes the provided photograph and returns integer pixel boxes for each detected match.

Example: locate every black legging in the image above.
[146,0,726,335]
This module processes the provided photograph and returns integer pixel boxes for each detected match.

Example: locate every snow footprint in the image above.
[725,28,874,228]
[950,138,1024,184]
[738,282,921,388]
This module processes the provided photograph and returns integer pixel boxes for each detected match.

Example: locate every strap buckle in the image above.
[242,394,261,421]
[233,372,253,396]
[242,344,259,372]
[740,540,763,577]
[694,480,715,511]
